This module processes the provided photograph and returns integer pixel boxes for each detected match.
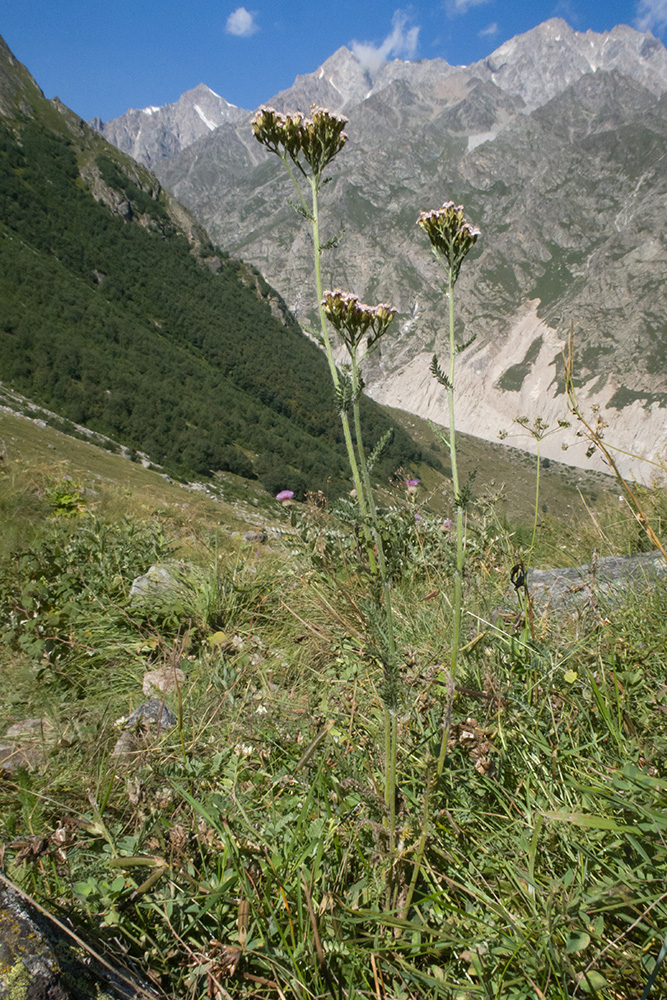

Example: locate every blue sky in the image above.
[3,0,666,122]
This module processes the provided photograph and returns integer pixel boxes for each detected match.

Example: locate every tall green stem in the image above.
[350,349,397,848]
[436,268,464,778]
[529,437,541,571]
[280,156,368,517]
[308,177,368,515]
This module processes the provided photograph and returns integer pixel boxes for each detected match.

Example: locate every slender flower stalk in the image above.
[251,107,367,512]
[253,109,403,850]
[417,201,480,778]
[321,288,401,845]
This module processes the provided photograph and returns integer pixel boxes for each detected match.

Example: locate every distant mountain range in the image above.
[92,19,667,482]
[0,34,422,496]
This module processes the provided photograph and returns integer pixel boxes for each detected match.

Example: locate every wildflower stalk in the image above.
[310,181,369,527]
[251,106,367,523]
[323,289,400,848]
[349,344,399,843]
[436,262,464,778]
[253,108,401,848]
[417,202,480,778]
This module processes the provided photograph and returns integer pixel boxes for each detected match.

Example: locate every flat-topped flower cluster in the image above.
[321,289,397,353]
[417,201,481,281]
[251,105,348,177]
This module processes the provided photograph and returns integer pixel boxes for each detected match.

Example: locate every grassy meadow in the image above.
[1,406,667,999]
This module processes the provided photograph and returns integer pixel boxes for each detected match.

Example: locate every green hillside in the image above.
[0,38,421,497]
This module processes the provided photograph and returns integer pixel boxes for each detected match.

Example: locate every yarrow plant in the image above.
[254,107,408,852]
[418,201,480,778]
[251,105,347,179]
[320,289,396,354]
[417,202,481,282]
[251,107,373,515]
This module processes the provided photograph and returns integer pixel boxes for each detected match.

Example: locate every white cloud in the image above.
[226,7,258,37]
[478,21,498,36]
[351,10,420,75]
[445,0,493,15]
[635,0,667,33]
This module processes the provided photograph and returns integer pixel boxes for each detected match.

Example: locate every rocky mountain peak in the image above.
[476,18,667,107]
[266,46,373,114]
[91,82,249,170]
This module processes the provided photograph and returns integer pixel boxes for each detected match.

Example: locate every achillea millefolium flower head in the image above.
[322,289,397,353]
[417,201,481,282]
[252,105,348,176]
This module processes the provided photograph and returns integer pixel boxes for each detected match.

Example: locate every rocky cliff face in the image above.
[93,19,667,482]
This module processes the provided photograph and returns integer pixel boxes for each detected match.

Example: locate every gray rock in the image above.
[111,699,178,761]
[0,745,40,773]
[0,878,151,999]
[125,699,177,730]
[129,562,199,602]
[0,718,58,773]
[529,550,667,611]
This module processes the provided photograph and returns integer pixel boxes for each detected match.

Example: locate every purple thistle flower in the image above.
[276,490,294,502]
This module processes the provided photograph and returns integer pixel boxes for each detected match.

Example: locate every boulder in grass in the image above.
[0,878,151,999]
[529,551,667,612]
[0,718,58,773]
[129,562,201,603]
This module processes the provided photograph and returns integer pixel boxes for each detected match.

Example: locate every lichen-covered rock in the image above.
[0,880,149,999]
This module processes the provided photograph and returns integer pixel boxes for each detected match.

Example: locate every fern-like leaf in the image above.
[367,429,394,472]
[288,200,315,222]
[456,332,477,354]
[430,354,453,391]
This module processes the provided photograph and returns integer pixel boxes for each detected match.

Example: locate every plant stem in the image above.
[308,176,369,521]
[350,348,397,848]
[529,436,541,570]
[437,267,464,779]
[280,157,368,518]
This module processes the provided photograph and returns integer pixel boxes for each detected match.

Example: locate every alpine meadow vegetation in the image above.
[1,103,667,1000]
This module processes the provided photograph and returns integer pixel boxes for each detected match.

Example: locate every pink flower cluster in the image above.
[251,105,348,176]
[321,289,396,352]
[417,201,481,280]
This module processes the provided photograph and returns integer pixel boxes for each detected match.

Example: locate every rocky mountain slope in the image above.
[94,19,667,482]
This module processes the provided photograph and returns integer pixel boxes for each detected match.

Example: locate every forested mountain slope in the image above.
[0,35,421,496]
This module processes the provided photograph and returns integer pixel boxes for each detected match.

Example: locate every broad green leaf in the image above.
[566,931,590,954]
